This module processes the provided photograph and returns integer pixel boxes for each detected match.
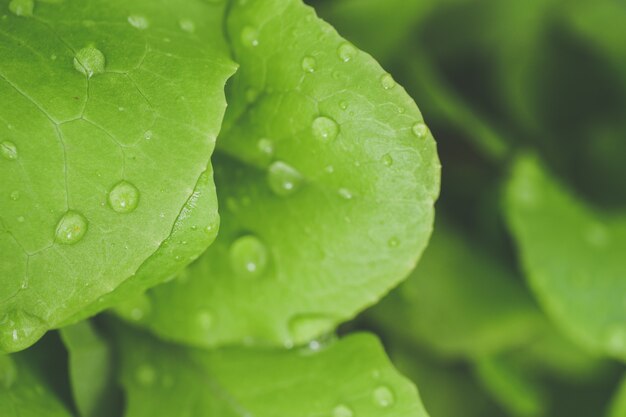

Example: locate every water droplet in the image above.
[127,15,148,30]
[382,153,393,167]
[179,19,195,33]
[301,56,317,73]
[339,101,348,110]
[144,130,153,140]
[196,309,214,331]
[1,141,18,161]
[73,46,105,78]
[337,42,357,62]
[0,355,17,388]
[412,122,428,139]
[332,404,354,417]
[50,54,57,61]
[0,310,46,352]
[267,161,303,196]
[241,26,259,47]
[312,116,339,143]
[380,73,395,90]
[338,188,353,200]
[55,211,88,244]
[8,0,33,17]
[257,138,274,157]
[135,364,156,386]
[388,237,399,248]
[229,235,268,277]
[288,314,334,344]
[10,190,20,201]
[108,181,140,213]
[373,385,395,408]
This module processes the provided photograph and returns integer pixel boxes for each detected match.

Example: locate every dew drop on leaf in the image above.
[54,211,88,244]
[381,153,393,167]
[338,188,353,200]
[373,385,395,408]
[380,73,395,90]
[108,181,140,213]
[301,55,317,73]
[411,122,428,139]
[135,364,156,386]
[267,161,303,196]
[339,101,348,110]
[287,314,334,344]
[0,355,17,389]
[1,141,18,161]
[8,0,33,17]
[0,310,46,352]
[10,190,20,201]
[332,404,354,417]
[388,237,400,248]
[257,138,274,158]
[229,235,268,277]
[337,42,356,62]
[312,116,339,142]
[127,15,149,30]
[241,26,259,47]
[179,19,195,33]
[73,46,105,78]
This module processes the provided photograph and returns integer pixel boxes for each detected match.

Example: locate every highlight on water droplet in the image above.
[332,404,354,417]
[388,237,400,248]
[373,385,395,408]
[241,26,259,47]
[382,153,393,167]
[338,188,353,200]
[229,235,269,277]
[339,101,348,110]
[337,42,357,62]
[412,122,428,139]
[55,211,88,244]
[257,138,274,158]
[380,73,395,90]
[267,161,303,196]
[287,313,334,345]
[1,141,18,161]
[0,355,17,389]
[179,18,195,33]
[127,15,149,30]
[10,190,20,201]
[108,180,140,213]
[312,116,339,143]
[135,364,156,386]
[73,46,105,78]
[301,55,317,73]
[0,309,46,353]
[8,0,33,17]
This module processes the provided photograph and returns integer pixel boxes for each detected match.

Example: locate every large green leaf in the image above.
[114,323,430,417]
[125,0,440,348]
[505,154,626,361]
[369,220,541,358]
[0,0,236,352]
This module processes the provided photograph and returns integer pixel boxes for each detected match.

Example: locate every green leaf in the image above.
[505,154,626,361]
[114,324,430,417]
[60,321,120,417]
[0,0,236,352]
[127,0,440,348]
[0,346,72,416]
[369,220,542,358]
[608,376,626,417]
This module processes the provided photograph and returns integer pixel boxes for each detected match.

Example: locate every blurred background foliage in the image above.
[310,0,626,416]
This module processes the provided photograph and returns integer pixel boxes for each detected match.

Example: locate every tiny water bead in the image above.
[55,211,88,244]
[382,153,393,167]
[337,42,357,62]
[1,141,18,161]
[229,235,268,277]
[241,26,259,47]
[332,404,354,417]
[73,46,105,78]
[127,15,149,30]
[257,138,274,157]
[267,161,303,196]
[312,116,339,143]
[10,190,20,201]
[388,237,400,248]
[179,19,195,33]
[8,0,33,17]
[411,122,428,139]
[380,73,395,90]
[373,385,395,408]
[301,55,317,73]
[135,364,157,386]
[338,188,353,200]
[108,181,140,213]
